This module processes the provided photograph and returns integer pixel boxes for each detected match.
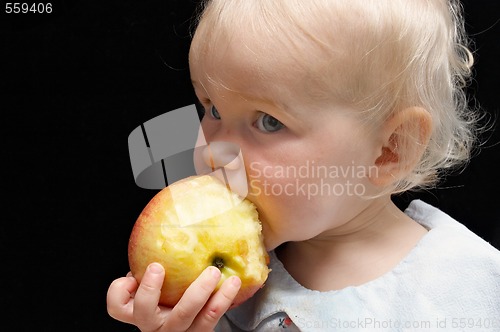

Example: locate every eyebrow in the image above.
[190,79,299,123]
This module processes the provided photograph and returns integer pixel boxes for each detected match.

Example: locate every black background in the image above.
[1,1,499,330]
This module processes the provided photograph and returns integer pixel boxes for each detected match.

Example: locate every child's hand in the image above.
[106,263,241,332]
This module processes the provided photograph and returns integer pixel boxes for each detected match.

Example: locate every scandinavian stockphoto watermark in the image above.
[249,160,378,200]
[127,104,378,201]
[294,316,500,330]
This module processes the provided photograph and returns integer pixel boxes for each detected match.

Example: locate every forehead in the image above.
[190,29,296,102]
[187,1,339,107]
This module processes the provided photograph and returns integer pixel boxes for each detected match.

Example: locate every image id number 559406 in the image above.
[5,3,52,14]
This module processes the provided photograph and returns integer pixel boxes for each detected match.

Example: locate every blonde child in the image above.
[107,0,500,330]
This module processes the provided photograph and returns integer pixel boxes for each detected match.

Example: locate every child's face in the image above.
[190,37,383,251]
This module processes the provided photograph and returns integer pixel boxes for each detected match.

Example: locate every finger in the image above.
[106,276,139,324]
[190,276,241,331]
[164,266,222,331]
[133,263,167,330]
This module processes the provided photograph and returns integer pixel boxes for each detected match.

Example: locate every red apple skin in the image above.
[128,175,270,308]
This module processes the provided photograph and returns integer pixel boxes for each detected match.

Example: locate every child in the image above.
[107,0,500,330]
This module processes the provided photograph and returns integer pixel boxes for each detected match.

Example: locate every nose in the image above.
[194,141,248,198]
[202,142,241,170]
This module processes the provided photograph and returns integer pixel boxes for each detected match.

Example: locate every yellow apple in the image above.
[128,175,270,308]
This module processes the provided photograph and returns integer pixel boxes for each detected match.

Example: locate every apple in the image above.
[128,174,270,308]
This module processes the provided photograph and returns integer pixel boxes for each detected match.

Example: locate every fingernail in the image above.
[209,266,221,278]
[148,263,164,274]
[231,276,241,287]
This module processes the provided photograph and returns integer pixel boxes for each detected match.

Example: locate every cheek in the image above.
[241,145,378,247]
[245,160,328,224]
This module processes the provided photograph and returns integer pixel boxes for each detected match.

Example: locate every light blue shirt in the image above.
[217,200,500,331]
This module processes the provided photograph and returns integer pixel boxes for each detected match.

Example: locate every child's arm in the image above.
[106,263,241,331]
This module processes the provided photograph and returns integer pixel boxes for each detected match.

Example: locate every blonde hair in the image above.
[190,0,478,193]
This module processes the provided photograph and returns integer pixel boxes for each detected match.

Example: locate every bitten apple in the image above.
[128,175,270,308]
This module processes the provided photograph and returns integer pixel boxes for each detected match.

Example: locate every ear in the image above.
[369,107,432,187]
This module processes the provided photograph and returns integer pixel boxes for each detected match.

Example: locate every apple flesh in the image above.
[128,175,270,308]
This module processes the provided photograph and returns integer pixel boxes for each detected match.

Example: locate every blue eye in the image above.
[210,105,221,120]
[256,113,284,133]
